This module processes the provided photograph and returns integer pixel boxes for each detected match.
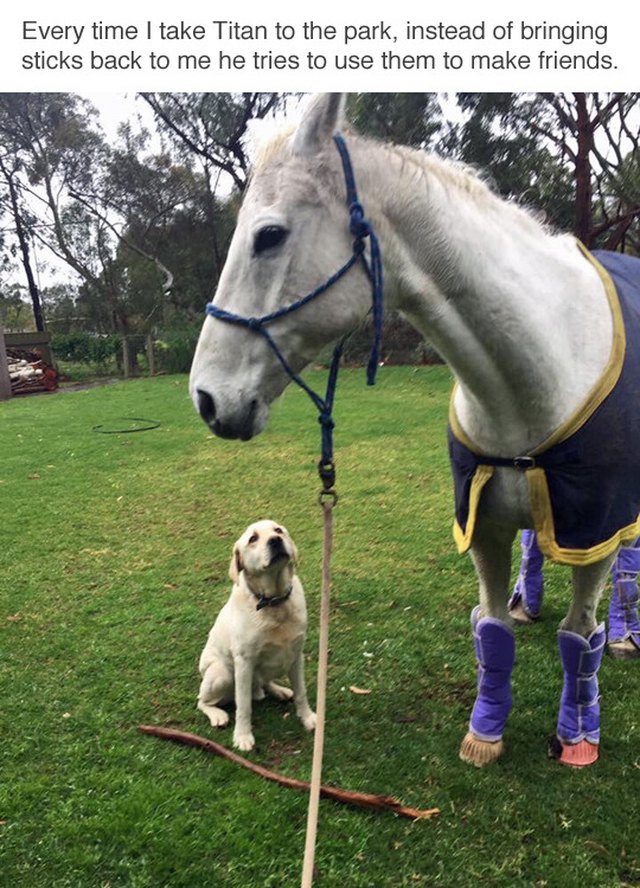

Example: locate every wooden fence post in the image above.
[122,337,130,379]
[0,326,13,401]
[146,333,156,376]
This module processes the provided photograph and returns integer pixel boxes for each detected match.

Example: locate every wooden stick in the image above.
[138,725,439,821]
[301,497,334,887]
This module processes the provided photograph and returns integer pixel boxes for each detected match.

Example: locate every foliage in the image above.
[348,94,444,149]
[323,313,441,367]
[451,93,575,231]
[0,284,34,331]
[1,91,638,344]
[0,94,241,340]
[51,331,121,366]
[455,93,640,249]
[2,369,640,887]
[50,326,201,377]
[139,93,285,192]
[154,326,201,374]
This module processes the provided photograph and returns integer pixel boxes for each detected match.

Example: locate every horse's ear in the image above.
[292,93,346,157]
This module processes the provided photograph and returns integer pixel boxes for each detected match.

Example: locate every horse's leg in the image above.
[552,556,613,767]
[608,538,640,659]
[508,529,544,624]
[459,518,516,767]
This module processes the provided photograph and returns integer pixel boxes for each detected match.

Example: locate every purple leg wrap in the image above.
[509,530,544,619]
[608,539,640,647]
[469,606,516,743]
[557,624,606,745]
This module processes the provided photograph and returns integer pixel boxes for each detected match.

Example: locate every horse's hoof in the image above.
[608,639,640,660]
[548,736,599,767]
[459,731,504,767]
[509,600,537,625]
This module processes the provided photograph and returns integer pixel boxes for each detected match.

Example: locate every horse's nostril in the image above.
[196,389,216,424]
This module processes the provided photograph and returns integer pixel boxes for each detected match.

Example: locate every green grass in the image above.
[2,367,640,887]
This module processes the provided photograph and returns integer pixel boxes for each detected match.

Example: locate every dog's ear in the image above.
[289,537,299,565]
[229,544,243,583]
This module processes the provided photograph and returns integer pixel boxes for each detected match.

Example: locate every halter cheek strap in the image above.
[204,134,384,491]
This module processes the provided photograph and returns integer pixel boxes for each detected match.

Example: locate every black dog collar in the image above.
[253,584,293,611]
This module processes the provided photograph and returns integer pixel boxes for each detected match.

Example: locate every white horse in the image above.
[190,93,640,768]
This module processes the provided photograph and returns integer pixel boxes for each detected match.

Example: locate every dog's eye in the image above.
[274,527,283,535]
[248,532,259,544]
[254,225,288,255]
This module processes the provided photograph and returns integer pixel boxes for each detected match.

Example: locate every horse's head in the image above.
[189,93,377,440]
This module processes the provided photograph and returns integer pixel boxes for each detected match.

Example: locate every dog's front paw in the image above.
[301,710,317,732]
[233,730,256,752]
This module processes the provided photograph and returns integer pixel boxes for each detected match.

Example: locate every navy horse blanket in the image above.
[448,246,640,566]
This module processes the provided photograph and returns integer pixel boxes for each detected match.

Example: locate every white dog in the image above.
[197,520,317,751]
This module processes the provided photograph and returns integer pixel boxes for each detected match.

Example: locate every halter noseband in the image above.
[204,133,384,491]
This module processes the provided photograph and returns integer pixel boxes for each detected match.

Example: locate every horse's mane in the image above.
[252,126,549,235]
[252,127,295,170]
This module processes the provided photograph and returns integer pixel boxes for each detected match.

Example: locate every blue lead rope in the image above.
[332,133,384,387]
[205,133,384,491]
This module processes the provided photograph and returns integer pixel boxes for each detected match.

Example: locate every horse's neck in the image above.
[357,141,613,456]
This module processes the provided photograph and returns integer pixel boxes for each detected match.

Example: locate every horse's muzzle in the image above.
[196,389,216,424]
[195,389,259,441]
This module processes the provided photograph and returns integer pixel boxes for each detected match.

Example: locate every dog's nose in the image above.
[268,535,287,563]
[196,389,216,425]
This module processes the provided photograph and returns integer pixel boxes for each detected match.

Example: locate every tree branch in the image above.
[68,188,174,297]
[138,725,440,820]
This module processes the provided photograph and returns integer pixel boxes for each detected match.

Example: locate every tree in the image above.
[348,93,444,149]
[0,283,32,331]
[0,93,115,331]
[455,93,640,249]
[139,93,284,193]
[0,148,46,330]
[0,95,224,347]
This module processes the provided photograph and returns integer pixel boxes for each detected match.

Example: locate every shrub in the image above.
[154,327,201,374]
[51,332,121,367]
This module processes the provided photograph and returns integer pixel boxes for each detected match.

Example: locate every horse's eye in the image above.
[254,226,288,255]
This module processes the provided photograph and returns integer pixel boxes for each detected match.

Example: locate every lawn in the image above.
[2,367,640,887]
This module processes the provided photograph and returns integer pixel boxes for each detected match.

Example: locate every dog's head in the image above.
[229,520,298,583]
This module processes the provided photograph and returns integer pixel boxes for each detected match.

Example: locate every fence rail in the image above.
[4,331,54,366]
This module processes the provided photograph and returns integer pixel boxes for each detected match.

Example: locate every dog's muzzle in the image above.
[267,535,289,565]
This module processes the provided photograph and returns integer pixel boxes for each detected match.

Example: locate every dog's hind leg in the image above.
[197,663,233,729]
[252,679,266,701]
[265,681,294,701]
[289,646,316,731]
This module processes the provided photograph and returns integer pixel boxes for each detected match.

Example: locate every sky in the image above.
[10,92,308,291]
[81,91,307,156]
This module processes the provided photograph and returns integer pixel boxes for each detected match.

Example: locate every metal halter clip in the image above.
[318,459,336,490]
[513,455,536,470]
[318,489,338,509]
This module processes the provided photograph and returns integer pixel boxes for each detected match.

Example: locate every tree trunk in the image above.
[573,94,594,246]
[1,163,46,332]
[146,333,156,376]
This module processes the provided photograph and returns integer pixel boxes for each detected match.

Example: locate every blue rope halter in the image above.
[204,133,384,491]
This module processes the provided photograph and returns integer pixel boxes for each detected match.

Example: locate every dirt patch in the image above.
[58,377,122,393]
